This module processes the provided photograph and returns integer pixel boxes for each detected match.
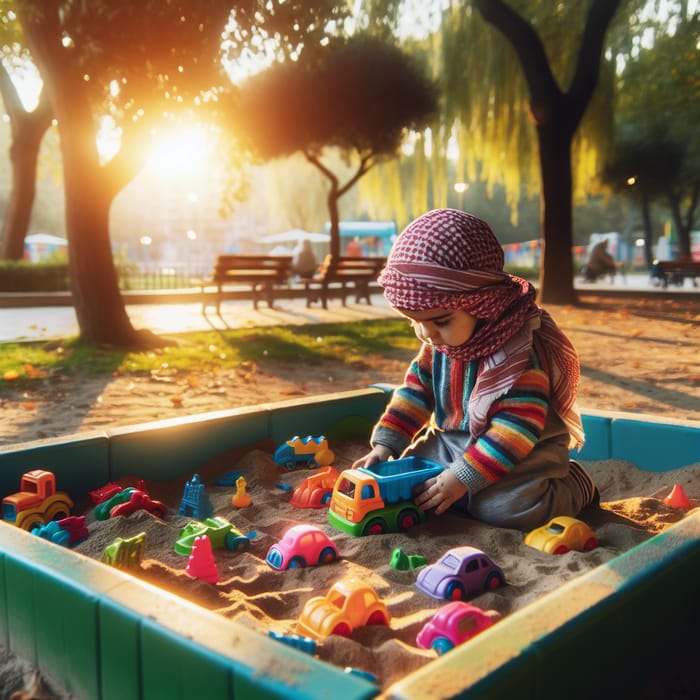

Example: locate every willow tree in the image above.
[234,33,439,259]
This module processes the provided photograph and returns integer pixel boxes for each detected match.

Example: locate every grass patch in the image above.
[0,319,417,386]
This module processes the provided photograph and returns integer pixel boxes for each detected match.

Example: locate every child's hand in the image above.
[351,444,394,469]
[414,470,467,515]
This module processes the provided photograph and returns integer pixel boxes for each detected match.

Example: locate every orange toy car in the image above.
[296,578,390,640]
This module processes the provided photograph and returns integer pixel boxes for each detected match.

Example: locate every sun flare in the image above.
[145,127,213,176]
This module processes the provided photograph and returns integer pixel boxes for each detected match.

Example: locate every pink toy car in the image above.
[265,524,339,570]
[416,546,505,601]
[416,601,501,655]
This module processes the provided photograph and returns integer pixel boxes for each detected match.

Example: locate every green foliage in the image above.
[0,261,69,291]
[235,33,438,161]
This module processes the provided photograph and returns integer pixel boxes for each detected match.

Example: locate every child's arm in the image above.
[370,345,435,457]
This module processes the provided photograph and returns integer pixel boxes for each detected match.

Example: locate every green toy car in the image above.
[174,516,250,556]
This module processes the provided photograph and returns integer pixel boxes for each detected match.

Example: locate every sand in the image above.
[63,441,699,693]
[1,293,699,698]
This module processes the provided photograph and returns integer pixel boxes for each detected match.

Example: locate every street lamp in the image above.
[454,182,468,210]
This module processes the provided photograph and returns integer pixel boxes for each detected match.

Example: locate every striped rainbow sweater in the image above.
[371,343,551,494]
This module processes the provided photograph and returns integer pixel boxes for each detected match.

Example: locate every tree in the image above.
[0,10,53,260]
[610,11,700,260]
[13,0,352,347]
[234,33,438,258]
[469,0,622,303]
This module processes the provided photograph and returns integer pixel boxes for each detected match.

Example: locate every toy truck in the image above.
[273,435,335,469]
[327,456,443,536]
[2,469,74,531]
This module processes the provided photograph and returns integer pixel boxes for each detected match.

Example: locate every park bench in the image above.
[650,258,700,288]
[299,255,386,309]
[194,255,292,313]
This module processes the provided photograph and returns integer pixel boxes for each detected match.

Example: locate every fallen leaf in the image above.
[630,328,645,337]
[170,396,184,406]
[22,402,37,410]
[3,369,20,381]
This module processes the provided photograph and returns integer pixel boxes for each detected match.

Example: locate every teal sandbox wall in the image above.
[0,388,698,699]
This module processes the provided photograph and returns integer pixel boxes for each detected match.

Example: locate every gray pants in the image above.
[403,411,594,531]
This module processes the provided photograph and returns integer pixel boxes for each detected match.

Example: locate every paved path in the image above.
[1,273,696,343]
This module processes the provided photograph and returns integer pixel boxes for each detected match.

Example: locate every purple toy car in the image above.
[265,524,339,570]
[415,546,505,601]
[416,601,501,655]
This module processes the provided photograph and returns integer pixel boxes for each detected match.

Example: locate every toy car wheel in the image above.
[226,534,250,553]
[484,571,504,591]
[331,622,352,637]
[365,609,389,625]
[320,492,332,506]
[284,460,296,469]
[445,581,465,601]
[583,537,598,551]
[318,546,337,565]
[22,513,44,532]
[288,555,307,569]
[553,544,569,555]
[363,518,386,536]
[397,507,419,531]
[431,637,454,656]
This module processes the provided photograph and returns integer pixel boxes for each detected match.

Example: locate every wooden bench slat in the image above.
[300,255,386,309]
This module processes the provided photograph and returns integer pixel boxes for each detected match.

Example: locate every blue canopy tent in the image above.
[324,221,397,257]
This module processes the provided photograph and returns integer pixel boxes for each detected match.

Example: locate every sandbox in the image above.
[0,387,698,699]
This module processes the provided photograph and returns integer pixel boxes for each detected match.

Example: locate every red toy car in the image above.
[416,601,501,655]
[265,524,339,570]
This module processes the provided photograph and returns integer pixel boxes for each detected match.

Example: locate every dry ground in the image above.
[1,294,698,447]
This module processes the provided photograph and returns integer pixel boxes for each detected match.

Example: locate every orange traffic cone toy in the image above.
[185,535,220,583]
[664,483,691,510]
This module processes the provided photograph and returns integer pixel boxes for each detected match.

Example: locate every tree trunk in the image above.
[537,123,577,304]
[17,1,163,348]
[0,67,52,260]
[639,194,654,269]
[327,185,341,259]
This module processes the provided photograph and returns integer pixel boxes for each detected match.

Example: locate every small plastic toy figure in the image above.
[265,524,339,570]
[290,466,339,508]
[232,476,252,508]
[185,535,220,583]
[32,516,89,547]
[416,546,505,601]
[178,473,213,519]
[101,532,146,571]
[390,547,426,571]
[273,436,335,469]
[664,483,691,510]
[524,516,598,555]
[174,516,250,556]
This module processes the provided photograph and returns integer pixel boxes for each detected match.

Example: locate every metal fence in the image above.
[117,263,210,290]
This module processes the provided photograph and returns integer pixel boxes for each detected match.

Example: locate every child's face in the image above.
[398,308,479,348]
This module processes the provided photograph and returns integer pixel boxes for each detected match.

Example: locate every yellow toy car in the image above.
[524,516,598,555]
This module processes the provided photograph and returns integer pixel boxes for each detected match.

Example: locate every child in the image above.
[352,208,598,531]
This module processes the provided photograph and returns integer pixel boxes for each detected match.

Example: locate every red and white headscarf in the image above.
[380,209,584,449]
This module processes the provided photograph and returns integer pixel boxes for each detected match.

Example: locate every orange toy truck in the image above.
[2,469,74,531]
[328,457,443,536]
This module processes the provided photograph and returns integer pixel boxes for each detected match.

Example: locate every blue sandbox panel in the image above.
[107,409,269,482]
[611,418,700,470]
[266,390,389,445]
[0,434,110,501]
[572,414,611,461]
